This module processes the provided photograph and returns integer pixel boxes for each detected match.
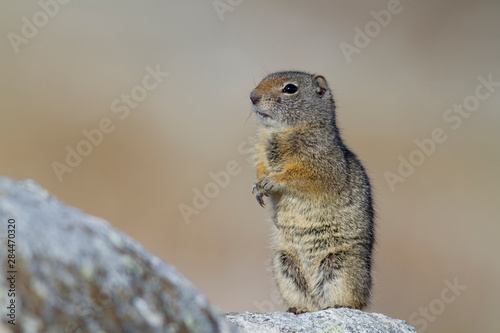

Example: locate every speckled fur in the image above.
[250,71,374,313]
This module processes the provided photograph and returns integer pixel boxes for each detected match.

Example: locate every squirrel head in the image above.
[250,71,335,128]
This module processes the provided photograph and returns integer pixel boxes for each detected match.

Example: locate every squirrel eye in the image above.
[282,84,298,94]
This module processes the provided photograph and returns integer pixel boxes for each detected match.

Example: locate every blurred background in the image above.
[1,1,499,332]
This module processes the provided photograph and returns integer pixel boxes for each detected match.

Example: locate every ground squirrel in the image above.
[250,71,374,313]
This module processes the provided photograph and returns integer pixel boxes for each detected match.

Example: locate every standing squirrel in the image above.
[250,71,374,314]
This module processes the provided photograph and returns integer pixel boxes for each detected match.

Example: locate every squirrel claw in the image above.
[256,193,265,207]
[252,183,266,207]
[252,183,265,207]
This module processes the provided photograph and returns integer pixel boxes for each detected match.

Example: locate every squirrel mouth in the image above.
[254,108,270,119]
[257,111,269,118]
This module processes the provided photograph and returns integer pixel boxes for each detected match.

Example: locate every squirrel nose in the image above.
[250,91,261,105]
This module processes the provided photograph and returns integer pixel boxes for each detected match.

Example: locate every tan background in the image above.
[1,1,499,332]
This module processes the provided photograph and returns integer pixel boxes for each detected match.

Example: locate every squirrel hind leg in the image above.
[315,252,344,291]
[313,251,354,309]
[314,252,370,310]
[277,251,308,293]
[274,251,311,311]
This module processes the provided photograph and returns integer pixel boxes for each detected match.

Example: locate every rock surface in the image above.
[0,178,416,333]
[0,178,239,333]
[225,309,417,333]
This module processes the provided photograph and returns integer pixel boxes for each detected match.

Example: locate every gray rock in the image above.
[0,178,240,333]
[0,178,416,333]
[225,309,417,333]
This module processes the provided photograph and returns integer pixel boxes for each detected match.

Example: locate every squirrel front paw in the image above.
[252,181,266,207]
[252,177,282,207]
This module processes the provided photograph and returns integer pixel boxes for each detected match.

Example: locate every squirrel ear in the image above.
[313,75,328,96]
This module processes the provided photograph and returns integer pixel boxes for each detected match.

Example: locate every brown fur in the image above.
[250,71,374,313]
